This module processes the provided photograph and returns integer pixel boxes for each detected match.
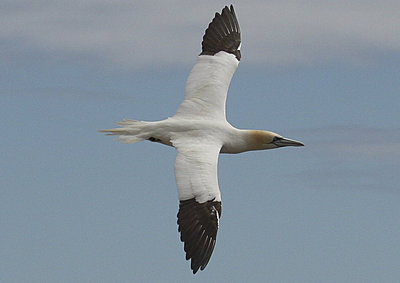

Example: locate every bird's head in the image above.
[250,130,304,150]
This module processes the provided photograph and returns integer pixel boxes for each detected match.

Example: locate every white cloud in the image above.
[2,0,400,69]
[241,1,400,66]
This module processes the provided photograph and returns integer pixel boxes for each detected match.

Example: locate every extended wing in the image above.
[174,5,241,121]
[174,140,222,273]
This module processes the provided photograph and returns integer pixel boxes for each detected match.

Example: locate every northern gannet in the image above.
[100,5,304,274]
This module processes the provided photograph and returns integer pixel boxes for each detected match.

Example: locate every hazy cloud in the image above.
[2,0,400,69]
[290,126,400,192]
[304,126,400,159]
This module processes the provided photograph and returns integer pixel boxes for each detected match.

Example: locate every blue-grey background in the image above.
[1,1,399,282]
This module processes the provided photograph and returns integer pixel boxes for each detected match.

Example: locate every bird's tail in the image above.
[99,119,152,143]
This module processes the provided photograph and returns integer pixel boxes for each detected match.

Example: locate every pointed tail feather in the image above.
[99,119,150,144]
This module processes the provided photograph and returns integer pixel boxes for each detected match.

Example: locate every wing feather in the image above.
[201,5,241,59]
[174,52,238,121]
[177,198,221,274]
[174,5,241,121]
[174,142,222,273]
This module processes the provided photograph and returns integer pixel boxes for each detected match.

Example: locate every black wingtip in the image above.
[200,5,241,60]
[177,198,222,274]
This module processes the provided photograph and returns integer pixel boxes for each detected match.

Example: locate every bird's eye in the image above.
[273,136,283,142]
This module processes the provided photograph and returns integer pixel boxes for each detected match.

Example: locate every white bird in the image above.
[100,5,303,274]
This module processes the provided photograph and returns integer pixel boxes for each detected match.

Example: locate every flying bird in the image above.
[100,5,304,274]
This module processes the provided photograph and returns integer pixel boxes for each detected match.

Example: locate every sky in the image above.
[1,1,400,282]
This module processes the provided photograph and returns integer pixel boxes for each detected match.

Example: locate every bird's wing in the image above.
[173,139,222,273]
[174,5,241,121]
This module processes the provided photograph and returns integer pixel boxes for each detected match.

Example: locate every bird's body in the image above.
[100,5,303,274]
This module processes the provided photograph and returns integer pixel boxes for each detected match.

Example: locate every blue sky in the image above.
[1,1,400,282]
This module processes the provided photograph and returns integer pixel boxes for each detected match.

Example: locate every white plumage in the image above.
[175,52,239,121]
[100,5,303,274]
